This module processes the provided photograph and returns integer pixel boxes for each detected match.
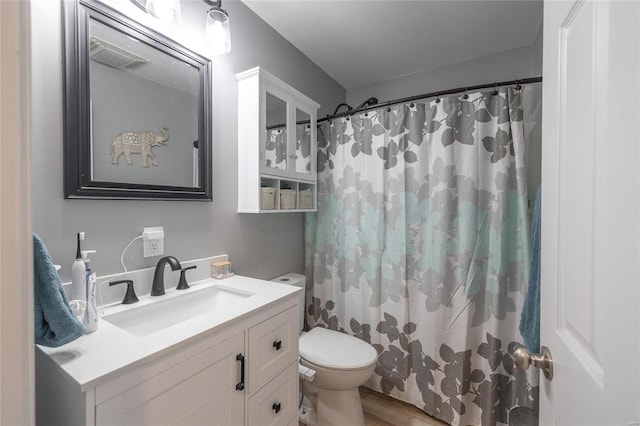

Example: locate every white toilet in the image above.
[271,273,378,426]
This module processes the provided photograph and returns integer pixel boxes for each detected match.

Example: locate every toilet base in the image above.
[316,387,365,426]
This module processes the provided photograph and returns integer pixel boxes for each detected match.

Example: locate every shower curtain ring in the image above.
[435,92,441,104]
[492,83,498,96]
[409,97,415,108]
[515,80,522,90]
[386,101,391,112]
[463,88,469,100]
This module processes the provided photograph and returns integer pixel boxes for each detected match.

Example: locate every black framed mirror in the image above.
[63,0,212,200]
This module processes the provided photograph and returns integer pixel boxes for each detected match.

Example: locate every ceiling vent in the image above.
[89,37,148,70]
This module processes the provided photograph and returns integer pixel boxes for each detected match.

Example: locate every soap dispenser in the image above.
[70,232,86,301]
[82,250,98,333]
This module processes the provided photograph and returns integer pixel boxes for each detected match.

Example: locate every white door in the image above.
[0,2,34,424]
[540,0,640,424]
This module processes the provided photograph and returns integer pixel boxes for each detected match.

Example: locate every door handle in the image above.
[235,353,245,391]
[273,340,282,351]
[512,343,553,380]
[272,402,281,414]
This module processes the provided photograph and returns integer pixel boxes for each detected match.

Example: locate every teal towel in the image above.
[520,187,541,353]
[33,234,85,347]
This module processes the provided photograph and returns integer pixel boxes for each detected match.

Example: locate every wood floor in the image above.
[359,388,448,426]
[300,387,448,426]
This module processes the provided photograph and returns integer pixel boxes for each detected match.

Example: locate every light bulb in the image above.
[208,21,226,52]
[205,9,231,54]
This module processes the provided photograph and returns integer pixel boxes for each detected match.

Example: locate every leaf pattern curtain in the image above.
[296,124,312,172]
[305,88,539,426]
[265,126,287,169]
[266,125,313,172]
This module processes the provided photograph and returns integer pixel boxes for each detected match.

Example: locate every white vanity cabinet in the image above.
[95,332,245,425]
[237,67,320,213]
[36,296,300,426]
[247,306,299,426]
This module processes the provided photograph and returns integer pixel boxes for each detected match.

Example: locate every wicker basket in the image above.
[298,189,314,209]
[280,189,297,209]
[260,187,276,210]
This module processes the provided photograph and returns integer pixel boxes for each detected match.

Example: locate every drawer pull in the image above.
[272,402,281,414]
[235,353,245,391]
[273,340,282,351]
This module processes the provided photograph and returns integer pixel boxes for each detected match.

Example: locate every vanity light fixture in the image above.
[133,0,231,55]
[204,0,231,54]
[144,0,181,24]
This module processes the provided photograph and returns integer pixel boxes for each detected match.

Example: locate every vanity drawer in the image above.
[247,362,297,426]
[248,306,298,393]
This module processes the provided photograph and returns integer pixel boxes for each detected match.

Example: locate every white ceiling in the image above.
[241,0,543,89]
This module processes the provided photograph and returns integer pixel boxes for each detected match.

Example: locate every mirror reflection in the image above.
[89,18,200,187]
[63,0,212,200]
[265,92,287,170]
[295,109,311,174]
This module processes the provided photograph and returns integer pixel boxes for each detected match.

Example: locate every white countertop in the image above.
[37,275,300,391]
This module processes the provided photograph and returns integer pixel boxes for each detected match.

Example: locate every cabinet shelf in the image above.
[237,67,320,214]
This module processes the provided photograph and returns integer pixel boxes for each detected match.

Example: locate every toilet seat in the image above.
[299,327,377,370]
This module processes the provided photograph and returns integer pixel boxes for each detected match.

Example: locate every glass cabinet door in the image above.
[265,92,287,171]
[295,109,312,175]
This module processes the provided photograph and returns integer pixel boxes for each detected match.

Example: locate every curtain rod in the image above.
[318,76,542,124]
[266,120,312,131]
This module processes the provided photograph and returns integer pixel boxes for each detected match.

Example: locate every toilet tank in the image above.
[270,272,305,333]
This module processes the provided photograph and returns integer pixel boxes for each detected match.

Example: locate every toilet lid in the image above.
[299,327,377,370]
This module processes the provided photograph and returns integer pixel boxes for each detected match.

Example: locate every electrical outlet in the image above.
[143,226,164,257]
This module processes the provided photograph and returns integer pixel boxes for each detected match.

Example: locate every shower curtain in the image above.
[266,124,313,172]
[305,87,539,426]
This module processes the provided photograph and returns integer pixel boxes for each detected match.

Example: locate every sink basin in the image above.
[103,285,255,337]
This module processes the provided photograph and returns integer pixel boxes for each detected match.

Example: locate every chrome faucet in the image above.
[151,256,182,296]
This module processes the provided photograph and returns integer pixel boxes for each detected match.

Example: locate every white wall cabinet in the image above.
[237,67,320,213]
[36,300,300,426]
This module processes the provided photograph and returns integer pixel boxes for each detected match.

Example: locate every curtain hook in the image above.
[463,88,469,100]
[435,92,441,104]
[515,80,522,91]
[346,114,351,121]
[492,83,498,96]
[386,101,391,112]
[364,111,368,117]
[409,97,415,108]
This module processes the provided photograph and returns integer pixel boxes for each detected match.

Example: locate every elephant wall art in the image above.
[111,126,170,168]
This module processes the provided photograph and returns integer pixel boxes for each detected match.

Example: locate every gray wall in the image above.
[533,17,543,76]
[346,38,544,209]
[31,0,345,282]
[529,20,543,206]
[346,44,539,107]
